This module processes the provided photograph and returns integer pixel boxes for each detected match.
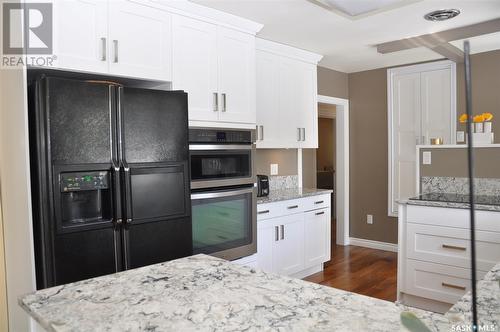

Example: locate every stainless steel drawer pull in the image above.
[442,244,466,251]
[258,210,270,214]
[441,282,466,291]
[315,211,325,216]
[287,205,299,209]
[315,200,324,204]
[280,225,284,240]
[275,226,279,241]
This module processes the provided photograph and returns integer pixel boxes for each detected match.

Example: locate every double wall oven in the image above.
[189,128,256,261]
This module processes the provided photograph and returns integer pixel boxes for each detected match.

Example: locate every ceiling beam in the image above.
[429,43,464,63]
[377,18,500,54]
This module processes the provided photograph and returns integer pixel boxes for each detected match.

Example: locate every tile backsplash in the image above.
[421,176,500,196]
[269,175,298,191]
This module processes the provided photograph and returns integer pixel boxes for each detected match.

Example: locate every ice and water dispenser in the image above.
[59,171,112,227]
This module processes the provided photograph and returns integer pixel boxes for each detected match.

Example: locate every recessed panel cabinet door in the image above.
[108,1,172,81]
[295,62,318,148]
[273,214,305,276]
[52,0,108,73]
[304,209,330,268]
[217,26,256,124]
[172,15,218,122]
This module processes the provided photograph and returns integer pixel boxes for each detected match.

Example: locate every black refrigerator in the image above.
[29,76,192,289]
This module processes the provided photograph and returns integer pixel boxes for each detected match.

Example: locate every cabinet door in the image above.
[273,214,305,276]
[217,26,256,124]
[421,68,453,144]
[296,62,318,148]
[108,1,172,81]
[277,58,302,147]
[304,208,331,268]
[52,0,108,73]
[257,222,275,273]
[172,15,218,122]
[256,50,281,147]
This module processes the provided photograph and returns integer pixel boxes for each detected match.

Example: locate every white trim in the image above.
[417,143,500,149]
[297,148,303,188]
[188,120,256,130]
[349,237,398,253]
[387,60,457,217]
[256,38,323,64]
[317,95,349,246]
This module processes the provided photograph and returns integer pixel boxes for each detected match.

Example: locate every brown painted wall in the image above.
[302,149,316,188]
[456,50,500,142]
[348,68,399,243]
[318,66,349,99]
[317,118,335,171]
[420,147,500,178]
[255,149,297,176]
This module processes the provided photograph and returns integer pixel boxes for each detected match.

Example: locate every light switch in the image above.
[423,151,432,165]
[457,131,465,143]
[270,163,279,175]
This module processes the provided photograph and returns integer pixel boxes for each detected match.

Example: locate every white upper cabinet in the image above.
[256,39,322,149]
[172,15,218,122]
[216,26,256,124]
[108,1,172,81]
[172,16,257,126]
[52,0,108,73]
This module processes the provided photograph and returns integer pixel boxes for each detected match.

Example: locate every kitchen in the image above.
[1,0,500,331]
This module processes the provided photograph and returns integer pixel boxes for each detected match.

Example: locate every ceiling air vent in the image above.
[424,9,460,21]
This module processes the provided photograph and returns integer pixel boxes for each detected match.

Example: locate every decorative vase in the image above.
[484,121,492,133]
[475,122,484,133]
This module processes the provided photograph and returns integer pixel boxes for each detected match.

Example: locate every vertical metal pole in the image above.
[464,40,478,331]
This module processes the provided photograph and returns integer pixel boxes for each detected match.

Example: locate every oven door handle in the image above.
[189,144,253,151]
[191,187,254,200]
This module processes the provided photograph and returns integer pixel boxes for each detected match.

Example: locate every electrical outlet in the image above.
[423,151,432,165]
[367,214,373,224]
[457,131,465,143]
[270,164,278,175]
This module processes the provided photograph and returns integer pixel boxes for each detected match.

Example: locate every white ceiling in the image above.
[191,0,500,73]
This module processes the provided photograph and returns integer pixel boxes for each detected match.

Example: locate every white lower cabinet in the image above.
[398,204,500,312]
[255,194,331,278]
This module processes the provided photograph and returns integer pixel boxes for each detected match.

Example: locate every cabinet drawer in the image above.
[303,194,331,211]
[407,223,500,272]
[406,205,500,232]
[404,259,486,304]
[257,198,305,220]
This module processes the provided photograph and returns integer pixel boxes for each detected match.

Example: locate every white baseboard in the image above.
[349,237,398,252]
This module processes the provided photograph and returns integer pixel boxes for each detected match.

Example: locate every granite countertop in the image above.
[399,193,500,212]
[20,254,451,332]
[257,188,333,205]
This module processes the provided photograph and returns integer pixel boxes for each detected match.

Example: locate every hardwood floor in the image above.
[304,219,398,302]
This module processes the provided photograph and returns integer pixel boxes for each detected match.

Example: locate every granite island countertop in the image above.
[20,254,454,332]
[257,188,332,205]
[399,192,500,212]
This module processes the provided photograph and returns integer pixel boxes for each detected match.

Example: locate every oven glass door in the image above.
[190,149,252,181]
[191,186,253,255]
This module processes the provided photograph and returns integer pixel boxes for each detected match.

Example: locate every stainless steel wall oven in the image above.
[189,128,256,261]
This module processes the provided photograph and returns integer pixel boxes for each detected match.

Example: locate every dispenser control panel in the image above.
[60,171,109,192]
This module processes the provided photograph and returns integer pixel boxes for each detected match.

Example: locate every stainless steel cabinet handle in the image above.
[280,225,284,240]
[113,40,118,63]
[275,226,279,241]
[213,93,218,112]
[441,282,466,291]
[221,93,226,112]
[442,244,466,251]
[315,200,324,204]
[287,205,299,209]
[315,211,325,216]
[297,128,301,141]
[302,128,306,141]
[258,210,270,215]
[260,125,264,141]
[100,37,106,61]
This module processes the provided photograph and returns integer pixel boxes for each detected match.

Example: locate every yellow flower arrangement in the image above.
[473,115,485,123]
[459,114,468,123]
[482,112,494,121]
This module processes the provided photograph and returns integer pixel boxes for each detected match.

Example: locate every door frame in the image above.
[306,95,350,246]
[387,60,457,217]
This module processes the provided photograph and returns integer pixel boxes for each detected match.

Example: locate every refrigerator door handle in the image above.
[117,87,124,164]
[112,166,123,228]
[123,164,133,224]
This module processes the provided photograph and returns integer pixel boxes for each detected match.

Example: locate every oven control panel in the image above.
[60,171,109,192]
[189,128,254,144]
